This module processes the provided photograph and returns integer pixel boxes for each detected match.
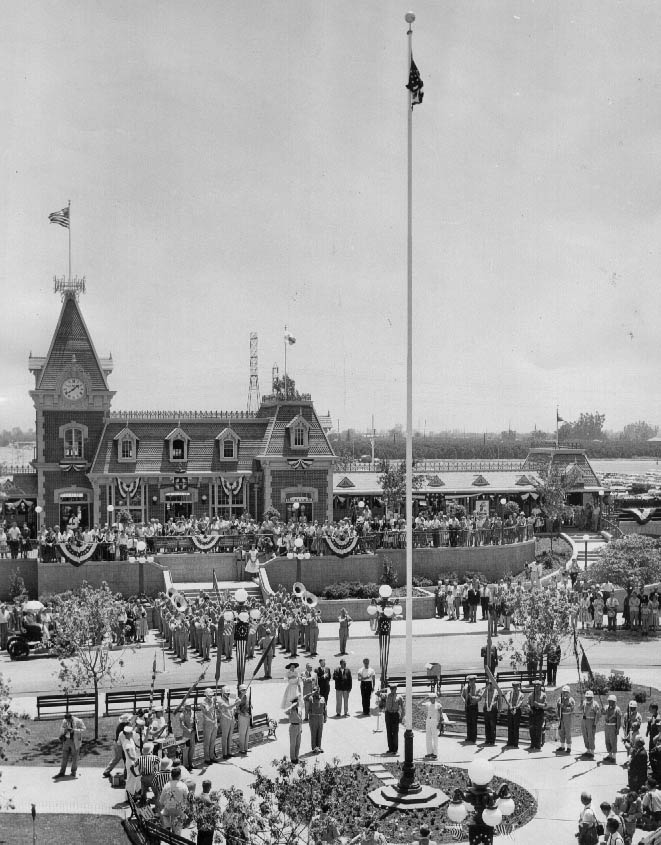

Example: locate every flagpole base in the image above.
[368,784,448,810]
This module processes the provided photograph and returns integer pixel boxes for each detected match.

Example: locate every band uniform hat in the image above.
[389,682,398,689]
[608,694,617,702]
[561,685,570,692]
[585,690,594,697]
[204,688,214,697]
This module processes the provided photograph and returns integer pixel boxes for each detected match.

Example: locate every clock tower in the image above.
[29,277,115,530]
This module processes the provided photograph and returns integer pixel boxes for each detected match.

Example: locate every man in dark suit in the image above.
[316,658,331,702]
[332,659,352,717]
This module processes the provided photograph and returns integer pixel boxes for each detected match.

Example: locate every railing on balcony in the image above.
[0,464,36,474]
[110,410,257,420]
[335,459,525,473]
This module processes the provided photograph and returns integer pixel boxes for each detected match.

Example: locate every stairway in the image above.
[566,531,607,572]
[173,580,262,604]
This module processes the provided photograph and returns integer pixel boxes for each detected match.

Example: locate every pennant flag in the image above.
[251,634,276,679]
[215,620,223,683]
[48,207,69,228]
[485,664,507,704]
[406,58,424,106]
[580,645,593,680]
[557,410,564,423]
[212,569,222,604]
[284,331,296,345]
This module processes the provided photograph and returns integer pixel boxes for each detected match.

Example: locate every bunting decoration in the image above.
[191,534,221,552]
[378,615,392,688]
[621,507,658,524]
[59,462,87,472]
[287,458,313,470]
[220,477,243,497]
[116,478,141,499]
[324,534,360,558]
[58,536,99,566]
[444,824,465,841]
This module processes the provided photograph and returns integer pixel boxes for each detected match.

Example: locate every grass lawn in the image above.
[0,813,126,845]
[535,536,572,571]
[4,715,117,768]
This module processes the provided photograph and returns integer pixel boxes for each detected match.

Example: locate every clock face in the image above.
[62,377,86,401]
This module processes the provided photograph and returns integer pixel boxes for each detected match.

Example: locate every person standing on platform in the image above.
[505,681,524,748]
[581,690,600,758]
[461,675,482,744]
[306,689,327,753]
[218,686,238,760]
[332,659,352,717]
[383,683,405,754]
[258,627,274,679]
[200,688,218,764]
[338,608,352,655]
[424,693,443,759]
[603,694,622,762]
[235,684,251,756]
[357,658,376,716]
[556,685,576,753]
[285,697,303,763]
[482,679,500,745]
[316,658,331,703]
[528,681,547,750]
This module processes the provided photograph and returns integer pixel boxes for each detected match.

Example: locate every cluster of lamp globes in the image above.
[106,504,156,563]
[446,759,515,829]
[287,536,311,561]
[223,588,262,624]
[366,584,404,618]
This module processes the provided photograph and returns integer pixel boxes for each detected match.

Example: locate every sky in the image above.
[2,1,661,436]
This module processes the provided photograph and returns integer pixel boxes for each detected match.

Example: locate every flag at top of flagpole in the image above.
[284,331,296,345]
[48,206,69,228]
[557,410,564,423]
[406,57,424,106]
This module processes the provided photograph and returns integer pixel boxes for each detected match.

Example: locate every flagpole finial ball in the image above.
[405,12,416,23]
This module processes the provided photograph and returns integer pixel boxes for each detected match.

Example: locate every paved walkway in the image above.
[2,678,651,843]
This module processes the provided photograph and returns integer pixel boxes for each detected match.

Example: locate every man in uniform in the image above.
[236,684,251,755]
[285,696,303,763]
[301,664,318,720]
[258,627,274,679]
[603,693,622,762]
[581,689,600,758]
[482,679,500,745]
[173,702,196,770]
[217,685,238,760]
[505,680,524,748]
[556,685,576,753]
[357,657,376,716]
[383,682,405,754]
[306,688,327,753]
[461,675,482,744]
[200,688,218,764]
[528,680,547,750]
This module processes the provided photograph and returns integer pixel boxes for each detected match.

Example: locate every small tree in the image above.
[0,673,26,809]
[8,570,28,604]
[49,582,128,738]
[502,588,574,669]
[534,464,583,524]
[590,535,661,589]
[378,460,423,516]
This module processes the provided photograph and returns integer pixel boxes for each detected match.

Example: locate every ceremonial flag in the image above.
[484,664,508,706]
[557,410,564,423]
[149,652,158,709]
[406,58,424,106]
[284,331,296,345]
[212,569,222,604]
[580,644,593,680]
[48,206,69,228]
[215,620,223,683]
[250,635,276,679]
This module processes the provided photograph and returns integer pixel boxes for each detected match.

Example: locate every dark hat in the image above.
[285,662,299,670]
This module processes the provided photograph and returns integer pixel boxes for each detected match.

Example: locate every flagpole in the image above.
[68,199,71,283]
[556,406,559,449]
[399,10,418,795]
[284,325,288,399]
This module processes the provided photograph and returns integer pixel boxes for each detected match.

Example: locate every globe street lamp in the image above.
[223,588,261,689]
[366,584,403,688]
[446,758,516,845]
[287,536,311,582]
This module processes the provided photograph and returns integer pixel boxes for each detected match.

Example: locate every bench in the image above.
[105,688,165,716]
[442,706,534,735]
[384,674,438,693]
[143,820,193,845]
[126,792,191,845]
[166,686,204,715]
[36,692,97,720]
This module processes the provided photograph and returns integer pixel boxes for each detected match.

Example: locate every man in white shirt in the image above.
[357,658,376,716]
[158,766,190,834]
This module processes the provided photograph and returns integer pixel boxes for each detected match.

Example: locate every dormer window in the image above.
[286,413,310,450]
[59,422,88,461]
[216,427,239,461]
[166,427,190,463]
[114,427,138,463]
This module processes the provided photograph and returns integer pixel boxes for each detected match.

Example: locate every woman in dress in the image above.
[244,545,261,582]
[281,663,301,709]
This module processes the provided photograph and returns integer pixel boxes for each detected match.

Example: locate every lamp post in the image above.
[287,536,311,583]
[446,758,516,845]
[34,506,43,560]
[223,588,261,689]
[583,534,590,571]
[366,584,403,688]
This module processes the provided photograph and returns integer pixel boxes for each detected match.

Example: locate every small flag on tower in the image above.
[557,410,564,423]
[406,58,424,106]
[284,331,296,345]
[48,207,69,228]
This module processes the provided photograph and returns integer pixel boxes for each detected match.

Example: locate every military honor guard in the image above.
[528,680,547,750]
[580,690,600,758]
[505,680,524,748]
[482,678,500,745]
[556,685,576,753]
[461,675,482,744]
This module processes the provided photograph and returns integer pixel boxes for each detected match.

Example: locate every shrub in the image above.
[589,673,610,696]
[380,559,399,588]
[8,570,28,603]
[634,690,648,705]
[412,577,433,587]
[322,582,351,600]
[608,672,632,692]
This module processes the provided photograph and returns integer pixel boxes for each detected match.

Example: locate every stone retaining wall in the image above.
[35,559,166,598]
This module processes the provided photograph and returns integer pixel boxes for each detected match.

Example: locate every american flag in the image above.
[48,207,69,228]
[445,823,465,841]
[406,58,424,106]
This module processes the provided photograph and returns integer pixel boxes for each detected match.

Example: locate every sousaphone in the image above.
[292,582,306,599]
[304,591,318,608]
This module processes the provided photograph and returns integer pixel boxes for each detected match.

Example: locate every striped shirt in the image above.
[136,754,160,776]
[151,771,171,798]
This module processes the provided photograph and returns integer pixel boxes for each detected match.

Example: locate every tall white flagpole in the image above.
[284,326,288,399]
[68,199,72,283]
[400,10,418,793]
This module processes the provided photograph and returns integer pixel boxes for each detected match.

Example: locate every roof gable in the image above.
[37,295,108,391]
[285,413,311,431]
[165,426,190,442]
[113,426,138,441]
[216,427,239,442]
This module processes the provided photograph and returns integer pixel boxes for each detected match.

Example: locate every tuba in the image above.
[170,591,188,613]
[304,591,318,608]
[292,582,306,599]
